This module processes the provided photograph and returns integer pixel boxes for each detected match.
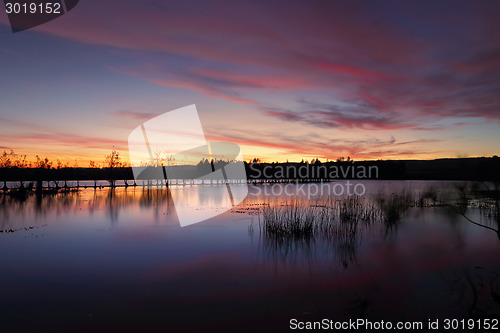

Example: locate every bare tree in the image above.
[0,150,28,168]
[104,150,121,169]
[104,150,121,187]
[34,155,52,169]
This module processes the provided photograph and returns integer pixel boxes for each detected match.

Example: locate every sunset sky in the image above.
[1,0,499,165]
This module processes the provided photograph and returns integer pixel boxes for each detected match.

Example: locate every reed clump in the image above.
[258,196,382,267]
[417,186,439,207]
[260,196,378,239]
[376,190,414,225]
[261,200,317,238]
[479,201,500,219]
[454,183,472,214]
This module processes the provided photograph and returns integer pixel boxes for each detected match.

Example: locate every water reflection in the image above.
[249,196,381,272]
[1,181,499,327]
[0,187,177,229]
[245,182,500,319]
[441,265,500,318]
[450,181,500,240]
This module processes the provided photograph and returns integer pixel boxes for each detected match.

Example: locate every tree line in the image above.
[0,150,126,169]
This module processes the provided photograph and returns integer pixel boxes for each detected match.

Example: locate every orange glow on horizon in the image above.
[1,146,494,168]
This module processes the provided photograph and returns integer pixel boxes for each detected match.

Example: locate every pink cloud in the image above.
[207,130,445,161]
[0,132,128,150]
[110,110,157,121]
[2,0,498,160]
[149,78,255,104]
[314,62,391,80]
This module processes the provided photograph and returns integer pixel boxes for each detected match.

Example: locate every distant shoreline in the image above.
[0,157,499,182]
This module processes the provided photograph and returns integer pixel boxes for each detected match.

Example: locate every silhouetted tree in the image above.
[104,150,121,187]
[34,155,52,169]
[0,150,28,168]
[104,150,121,169]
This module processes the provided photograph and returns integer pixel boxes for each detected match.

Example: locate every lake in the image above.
[0,181,499,332]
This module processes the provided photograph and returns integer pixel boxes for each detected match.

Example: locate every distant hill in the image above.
[402,157,499,180]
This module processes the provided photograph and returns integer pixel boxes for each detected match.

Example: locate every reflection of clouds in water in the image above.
[243,182,500,312]
[441,266,500,318]
[0,182,499,322]
[0,187,176,228]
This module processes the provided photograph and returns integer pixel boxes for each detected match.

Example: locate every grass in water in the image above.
[260,196,379,239]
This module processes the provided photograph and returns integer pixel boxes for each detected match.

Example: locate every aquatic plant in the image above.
[257,196,381,268]
[417,186,439,207]
[261,200,317,239]
[454,183,472,215]
[260,196,378,239]
[376,190,413,226]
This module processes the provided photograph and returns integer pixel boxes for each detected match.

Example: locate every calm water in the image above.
[0,181,499,332]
